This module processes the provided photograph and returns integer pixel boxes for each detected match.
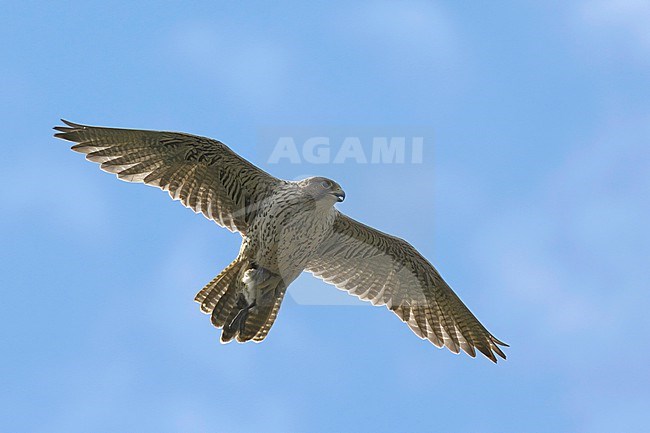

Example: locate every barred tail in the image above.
[194,259,288,343]
[194,258,245,315]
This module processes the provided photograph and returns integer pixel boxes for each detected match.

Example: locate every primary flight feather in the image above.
[54,119,508,362]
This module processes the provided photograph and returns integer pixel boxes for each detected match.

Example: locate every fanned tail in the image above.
[194,258,244,314]
[194,259,288,343]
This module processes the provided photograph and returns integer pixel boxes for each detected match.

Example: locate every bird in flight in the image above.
[54,120,508,362]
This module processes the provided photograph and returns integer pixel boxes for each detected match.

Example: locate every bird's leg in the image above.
[225,265,286,338]
[242,266,280,307]
[226,295,257,335]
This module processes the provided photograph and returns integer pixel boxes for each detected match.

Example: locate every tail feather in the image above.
[194,258,289,343]
[243,285,288,342]
[210,275,243,329]
[237,269,288,342]
[193,257,245,332]
[238,298,276,341]
[220,295,249,343]
[194,259,242,313]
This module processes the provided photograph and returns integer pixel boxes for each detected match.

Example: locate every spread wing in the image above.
[54,120,282,234]
[307,212,508,362]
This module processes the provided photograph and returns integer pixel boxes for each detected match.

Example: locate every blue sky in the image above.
[2,1,649,432]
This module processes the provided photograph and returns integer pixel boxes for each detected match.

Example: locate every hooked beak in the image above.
[332,191,345,202]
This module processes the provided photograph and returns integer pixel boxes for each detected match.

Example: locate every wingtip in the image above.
[60,118,83,128]
[487,334,509,362]
[484,349,498,364]
[472,339,508,363]
[54,119,85,131]
[492,344,508,361]
[54,119,88,140]
[491,334,509,347]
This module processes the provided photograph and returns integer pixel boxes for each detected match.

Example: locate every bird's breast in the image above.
[245,193,336,277]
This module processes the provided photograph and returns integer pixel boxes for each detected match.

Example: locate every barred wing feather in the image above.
[54,120,281,234]
[307,213,508,362]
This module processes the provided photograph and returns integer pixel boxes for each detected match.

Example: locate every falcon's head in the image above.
[300,176,345,204]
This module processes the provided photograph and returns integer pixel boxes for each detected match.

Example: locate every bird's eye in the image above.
[320,180,332,189]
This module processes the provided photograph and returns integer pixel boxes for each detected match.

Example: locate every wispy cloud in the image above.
[341,0,457,58]
[1,160,112,241]
[477,113,650,334]
[576,0,650,58]
[473,112,650,427]
[168,21,292,109]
